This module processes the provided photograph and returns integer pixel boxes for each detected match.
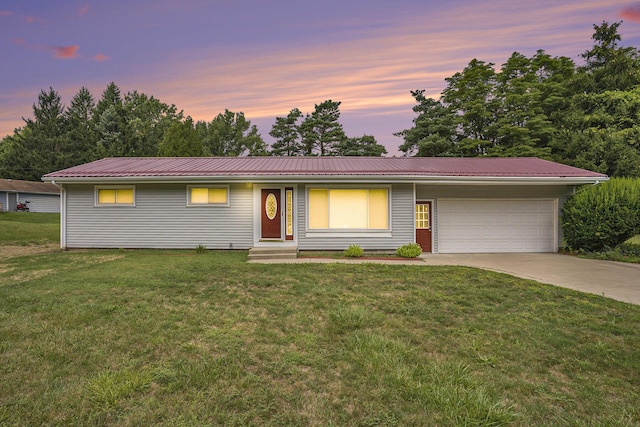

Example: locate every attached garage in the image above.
[437,199,556,253]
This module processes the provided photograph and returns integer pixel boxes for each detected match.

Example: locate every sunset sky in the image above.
[2,0,640,155]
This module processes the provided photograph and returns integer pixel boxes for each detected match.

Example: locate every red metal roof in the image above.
[43,157,607,179]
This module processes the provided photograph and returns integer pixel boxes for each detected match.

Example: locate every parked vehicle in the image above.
[16,200,30,212]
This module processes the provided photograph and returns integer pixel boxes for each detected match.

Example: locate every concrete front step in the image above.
[247,246,298,260]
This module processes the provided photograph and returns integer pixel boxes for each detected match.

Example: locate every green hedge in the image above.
[562,178,640,252]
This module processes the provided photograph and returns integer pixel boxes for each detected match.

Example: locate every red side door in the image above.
[415,201,432,253]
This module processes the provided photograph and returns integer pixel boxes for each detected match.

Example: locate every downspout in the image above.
[51,181,66,249]
[572,179,601,195]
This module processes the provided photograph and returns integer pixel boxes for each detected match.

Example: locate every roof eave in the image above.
[43,174,607,185]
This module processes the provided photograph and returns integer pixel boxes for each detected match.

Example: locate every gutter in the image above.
[572,179,604,195]
[42,174,608,186]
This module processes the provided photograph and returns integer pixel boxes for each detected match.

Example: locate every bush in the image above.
[562,178,640,252]
[618,242,640,257]
[195,243,207,254]
[396,243,422,258]
[343,244,364,258]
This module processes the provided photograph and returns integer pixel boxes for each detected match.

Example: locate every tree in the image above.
[395,91,456,156]
[335,135,387,156]
[94,83,125,157]
[489,52,557,158]
[576,21,640,93]
[202,110,267,156]
[121,91,183,157]
[553,88,640,177]
[94,84,183,158]
[269,108,303,156]
[442,59,499,150]
[64,86,99,166]
[158,117,205,157]
[94,82,123,119]
[0,128,35,180]
[300,100,347,156]
[96,104,125,157]
[19,88,67,179]
[395,22,640,174]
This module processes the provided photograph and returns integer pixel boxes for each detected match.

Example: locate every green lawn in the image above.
[0,212,60,244]
[1,217,639,425]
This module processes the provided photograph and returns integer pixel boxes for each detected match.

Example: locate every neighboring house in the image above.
[0,179,60,213]
[43,157,606,253]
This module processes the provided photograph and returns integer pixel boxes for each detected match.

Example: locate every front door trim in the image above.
[253,185,297,247]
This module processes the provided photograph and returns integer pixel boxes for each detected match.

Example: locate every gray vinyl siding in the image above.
[0,192,58,212]
[21,193,60,212]
[64,183,253,249]
[297,183,414,251]
[416,184,575,253]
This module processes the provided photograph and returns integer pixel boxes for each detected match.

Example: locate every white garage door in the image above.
[437,199,556,253]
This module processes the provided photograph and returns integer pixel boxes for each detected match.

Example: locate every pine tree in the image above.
[300,100,347,156]
[269,108,303,156]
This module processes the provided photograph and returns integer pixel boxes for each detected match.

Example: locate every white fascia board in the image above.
[42,174,607,186]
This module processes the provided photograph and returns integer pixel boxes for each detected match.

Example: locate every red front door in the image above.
[261,189,281,239]
[415,201,432,253]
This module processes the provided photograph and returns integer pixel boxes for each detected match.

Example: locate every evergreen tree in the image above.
[64,86,99,166]
[576,21,640,93]
[96,104,125,157]
[300,100,347,156]
[94,83,125,157]
[269,108,303,156]
[0,128,35,180]
[335,135,387,156]
[158,117,205,157]
[94,82,123,119]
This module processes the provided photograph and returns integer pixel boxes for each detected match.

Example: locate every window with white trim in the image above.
[95,186,135,206]
[187,186,229,206]
[308,188,389,230]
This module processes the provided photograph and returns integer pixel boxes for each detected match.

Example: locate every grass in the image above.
[1,215,640,425]
[627,235,640,245]
[576,235,640,264]
[0,212,60,244]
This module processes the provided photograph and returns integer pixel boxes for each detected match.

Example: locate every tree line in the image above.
[1,21,639,181]
[0,83,386,181]
[396,21,640,177]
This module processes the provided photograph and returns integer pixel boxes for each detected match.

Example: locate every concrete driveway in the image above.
[420,253,640,305]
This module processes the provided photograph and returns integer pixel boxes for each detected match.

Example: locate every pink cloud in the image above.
[13,38,27,45]
[78,5,89,16]
[620,4,640,22]
[22,15,43,23]
[0,10,14,16]
[92,53,110,62]
[50,45,80,59]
